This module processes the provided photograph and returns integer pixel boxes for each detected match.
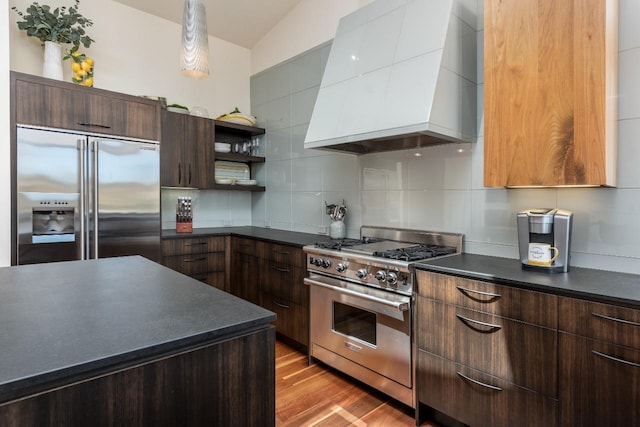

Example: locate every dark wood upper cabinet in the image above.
[160,110,214,188]
[12,72,160,141]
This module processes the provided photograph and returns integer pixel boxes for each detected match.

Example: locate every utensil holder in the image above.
[329,220,345,239]
[176,222,193,233]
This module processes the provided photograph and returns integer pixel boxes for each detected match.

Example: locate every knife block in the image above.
[176,222,193,233]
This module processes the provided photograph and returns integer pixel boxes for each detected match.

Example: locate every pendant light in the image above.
[181,0,209,79]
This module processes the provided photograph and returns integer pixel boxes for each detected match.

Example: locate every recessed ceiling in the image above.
[114,0,303,48]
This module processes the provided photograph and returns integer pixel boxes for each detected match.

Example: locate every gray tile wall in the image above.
[252,0,640,274]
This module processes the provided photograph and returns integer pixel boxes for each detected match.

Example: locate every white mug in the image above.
[528,243,559,266]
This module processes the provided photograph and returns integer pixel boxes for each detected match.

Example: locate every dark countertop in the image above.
[162,226,332,247]
[0,256,275,403]
[412,253,640,309]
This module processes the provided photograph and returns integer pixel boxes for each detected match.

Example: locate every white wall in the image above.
[251,0,373,75]
[1,0,11,266]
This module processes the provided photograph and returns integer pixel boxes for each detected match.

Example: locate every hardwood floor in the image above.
[275,340,436,427]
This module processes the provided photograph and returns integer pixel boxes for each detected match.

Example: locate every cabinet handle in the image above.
[456,371,502,391]
[456,313,502,333]
[456,286,502,302]
[592,350,640,368]
[184,242,207,247]
[192,274,209,282]
[592,312,640,327]
[77,122,111,129]
[275,250,290,255]
[183,257,207,262]
[273,267,290,273]
[178,163,182,185]
[272,300,290,309]
[188,163,192,185]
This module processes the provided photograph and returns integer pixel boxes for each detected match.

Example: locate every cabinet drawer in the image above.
[260,262,307,305]
[233,237,257,255]
[162,237,226,256]
[257,242,305,267]
[559,297,640,349]
[163,252,225,276]
[417,350,558,427]
[417,296,557,397]
[260,293,308,347]
[560,333,640,427]
[416,270,557,328]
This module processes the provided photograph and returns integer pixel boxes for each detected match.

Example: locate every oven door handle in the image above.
[304,277,410,313]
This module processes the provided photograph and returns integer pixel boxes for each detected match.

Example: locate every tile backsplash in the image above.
[247,0,640,275]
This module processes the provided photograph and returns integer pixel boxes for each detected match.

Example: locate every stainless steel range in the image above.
[303,226,463,408]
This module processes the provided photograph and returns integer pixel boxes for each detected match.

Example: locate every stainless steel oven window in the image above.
[332,301,377,346]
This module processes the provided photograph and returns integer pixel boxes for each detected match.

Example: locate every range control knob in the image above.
[375,270,387,281]
[356,268,368,279]
[386,272,398,285]
[336,263,347,273]
[322,259,331,268]
[313,258,323,267]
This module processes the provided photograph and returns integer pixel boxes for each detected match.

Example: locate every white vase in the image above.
[329,220,345,239]
[42,41,64,80]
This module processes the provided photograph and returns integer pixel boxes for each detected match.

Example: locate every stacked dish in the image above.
[237,179,258,186]
[214,142,231,153]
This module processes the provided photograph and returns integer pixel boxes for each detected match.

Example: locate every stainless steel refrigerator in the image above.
[16,126,160,265]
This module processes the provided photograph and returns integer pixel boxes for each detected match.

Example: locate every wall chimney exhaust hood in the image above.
[305,0,477,154]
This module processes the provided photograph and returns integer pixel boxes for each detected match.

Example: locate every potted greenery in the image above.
[12,0,94,80]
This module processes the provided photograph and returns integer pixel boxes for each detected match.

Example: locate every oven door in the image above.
[305,274,412,387]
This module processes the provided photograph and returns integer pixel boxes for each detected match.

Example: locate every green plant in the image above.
[12,0,94,54]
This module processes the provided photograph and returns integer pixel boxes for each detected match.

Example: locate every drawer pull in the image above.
[456,286,502,302]
[456,371,502,391]
[272,300,290,309]
[456,314,502,333]
[192,274,209,282]
[184,242,207,247]
[77,122,111,129]
[592,312,640,327]
[592,350,640,368]
[273,267,290,273]
[275,250,290,255]
[183,257,207,262]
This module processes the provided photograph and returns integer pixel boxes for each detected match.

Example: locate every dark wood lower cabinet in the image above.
[559,332,640,427]
[260,292,308,351]
[0,327,275,427]
[418,350,558,427]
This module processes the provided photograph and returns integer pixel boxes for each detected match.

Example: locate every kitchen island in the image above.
[0,256,276,426]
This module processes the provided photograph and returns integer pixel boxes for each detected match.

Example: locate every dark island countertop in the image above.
[412,253,640,309]
[162,226,332,247]
[0,256,275,404]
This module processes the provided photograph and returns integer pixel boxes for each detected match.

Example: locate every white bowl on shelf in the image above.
[237,179,258,186]
[215,148,231,153]
[215,178,236,185]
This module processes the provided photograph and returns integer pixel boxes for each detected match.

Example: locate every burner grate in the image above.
[314,237,382,251]
[373,244,457,262]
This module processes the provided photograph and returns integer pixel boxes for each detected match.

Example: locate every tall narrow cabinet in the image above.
[484,0,618,187]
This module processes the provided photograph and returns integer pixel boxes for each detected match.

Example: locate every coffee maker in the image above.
[517,208,573,273]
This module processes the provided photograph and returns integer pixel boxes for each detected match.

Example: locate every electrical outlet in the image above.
[222,219,232,226]
[317,225,328,235]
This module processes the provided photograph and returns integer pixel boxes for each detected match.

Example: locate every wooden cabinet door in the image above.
[417,297,558,397]
[14,78,80,130]
[560,333,640,427]
[160,111,187,186]
[418,349,558,427]
[160,112,213,188]
[231,251,260,305]
[186,115,214,189]
[81,92,126,135]
[484,0,617,187]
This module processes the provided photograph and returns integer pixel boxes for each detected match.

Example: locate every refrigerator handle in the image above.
[78,138,87,260]
[92,140,99,259]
